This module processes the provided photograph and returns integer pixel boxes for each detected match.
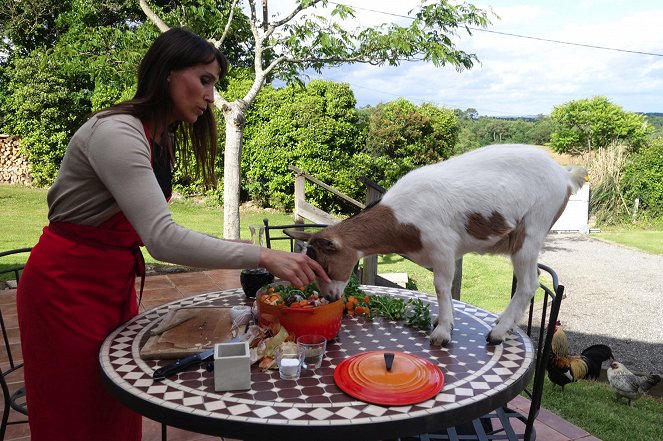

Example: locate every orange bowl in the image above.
[256,283,344,340]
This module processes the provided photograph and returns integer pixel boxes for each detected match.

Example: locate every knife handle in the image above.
[153,354,201,381]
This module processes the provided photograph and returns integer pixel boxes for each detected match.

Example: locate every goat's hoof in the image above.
[430,325,452,347]
[430,336,451,347]
[485,331,504,346]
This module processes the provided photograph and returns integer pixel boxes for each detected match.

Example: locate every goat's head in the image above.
[286,229,360,301]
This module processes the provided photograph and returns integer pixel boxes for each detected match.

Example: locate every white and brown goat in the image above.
[289,144,587,346]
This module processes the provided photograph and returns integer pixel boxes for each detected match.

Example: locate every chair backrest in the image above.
[262,218,328,252]
[0,248,31,440]
[0,248,32,369]
[515,263,564,440]
[0,248,32,290]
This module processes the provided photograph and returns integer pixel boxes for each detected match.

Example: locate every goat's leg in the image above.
[430,263,455,347]
[486,249,539,344]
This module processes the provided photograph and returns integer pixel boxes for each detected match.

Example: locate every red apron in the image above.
[17,214,144,441]
[16,122,162,440]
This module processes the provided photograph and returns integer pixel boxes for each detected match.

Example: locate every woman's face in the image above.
[168,59,220,124]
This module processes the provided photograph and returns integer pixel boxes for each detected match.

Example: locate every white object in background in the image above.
[552,183,590,232]
[214,341,251,391]
[229,305,252,325]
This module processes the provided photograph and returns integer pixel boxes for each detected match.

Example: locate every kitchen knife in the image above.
[152,335,243,381]
[152,347,215,381]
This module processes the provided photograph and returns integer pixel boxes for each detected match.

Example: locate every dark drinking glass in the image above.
[240,268,275,298]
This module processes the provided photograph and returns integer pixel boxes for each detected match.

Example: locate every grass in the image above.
[0,185,49,250]
[2,183,662,440]
[594,225,663,255]
[540,377,663,441]
[377,252,515,312]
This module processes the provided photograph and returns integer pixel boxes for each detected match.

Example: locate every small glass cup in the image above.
[277,351,304,380]
[297,334,327,370]
[240,268,274,298]
[248,224,266,247]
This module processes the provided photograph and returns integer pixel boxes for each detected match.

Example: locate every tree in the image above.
[0,0,256,187]
[364,98,458,187]
[139,0,493,238]
[242,80,366,213]
[1,1,160,184]
[549,96,652,155]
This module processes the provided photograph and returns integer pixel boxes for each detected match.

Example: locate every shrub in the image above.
[242,80,367,213]
[621,140,663,220]
[1,50,92,186]
[363,99,458,188]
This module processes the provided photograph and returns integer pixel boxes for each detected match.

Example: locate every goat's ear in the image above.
[285,229,312,241]
[312,237,338,253]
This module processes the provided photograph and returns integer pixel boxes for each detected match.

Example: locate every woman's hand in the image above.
[258,248,330,288]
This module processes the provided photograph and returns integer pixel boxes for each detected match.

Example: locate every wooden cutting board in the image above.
[140,306,239,360]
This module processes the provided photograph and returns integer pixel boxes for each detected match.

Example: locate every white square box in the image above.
[214,341,251,391]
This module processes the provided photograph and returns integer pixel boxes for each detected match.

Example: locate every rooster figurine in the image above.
[606,361,661,406]
[547,321,613,390]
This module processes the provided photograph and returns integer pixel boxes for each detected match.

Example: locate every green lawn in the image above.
[540,377,663,441]
[594,227,663,255]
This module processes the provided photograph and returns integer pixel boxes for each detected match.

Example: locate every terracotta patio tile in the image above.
[175,281,220,295]
[141,286,183,302]
[141,275,175,290]
[536,409,591,439]
[167,271,213,283]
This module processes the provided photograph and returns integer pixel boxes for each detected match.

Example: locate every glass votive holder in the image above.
[277,351,304,380]
[296,334,327,370]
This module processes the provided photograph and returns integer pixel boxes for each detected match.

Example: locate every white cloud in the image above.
[298,0,663,115]
[264,1,663,116]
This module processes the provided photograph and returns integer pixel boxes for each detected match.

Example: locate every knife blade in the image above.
[152,319,252,381]
[152,347,216,381]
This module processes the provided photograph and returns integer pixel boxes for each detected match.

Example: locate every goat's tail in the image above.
[566,166,588,193]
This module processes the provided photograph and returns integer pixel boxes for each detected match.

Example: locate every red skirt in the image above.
[17,216,143,441]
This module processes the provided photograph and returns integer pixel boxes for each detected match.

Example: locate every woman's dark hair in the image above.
[102,27,228,187]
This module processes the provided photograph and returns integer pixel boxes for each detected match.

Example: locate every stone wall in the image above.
[0,135,32,185]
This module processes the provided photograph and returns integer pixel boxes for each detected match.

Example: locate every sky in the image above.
[266,0,663,117]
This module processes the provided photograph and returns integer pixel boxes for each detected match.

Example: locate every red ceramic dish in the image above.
[334,351,444,405]
[256,283,344,340]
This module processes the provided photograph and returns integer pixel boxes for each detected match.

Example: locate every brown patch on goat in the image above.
[306,235,358,281]
[491,218,526,254]
[305,203,424,281]
[465,211,526,254]
[465,211,511,240]
[338,203,424,255]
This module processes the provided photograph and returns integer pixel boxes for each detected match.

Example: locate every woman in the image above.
[16,28,328,441]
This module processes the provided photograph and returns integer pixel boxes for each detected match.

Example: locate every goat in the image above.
[288,144,587,346]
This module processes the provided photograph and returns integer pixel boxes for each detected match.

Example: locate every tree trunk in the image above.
[221,100,246,239]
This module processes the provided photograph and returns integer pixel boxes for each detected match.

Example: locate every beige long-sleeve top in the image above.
[47,113,260,269]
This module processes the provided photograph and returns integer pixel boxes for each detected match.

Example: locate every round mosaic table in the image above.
[100,286,534,441]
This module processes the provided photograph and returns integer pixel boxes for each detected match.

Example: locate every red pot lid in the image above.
[333,351,444,406]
